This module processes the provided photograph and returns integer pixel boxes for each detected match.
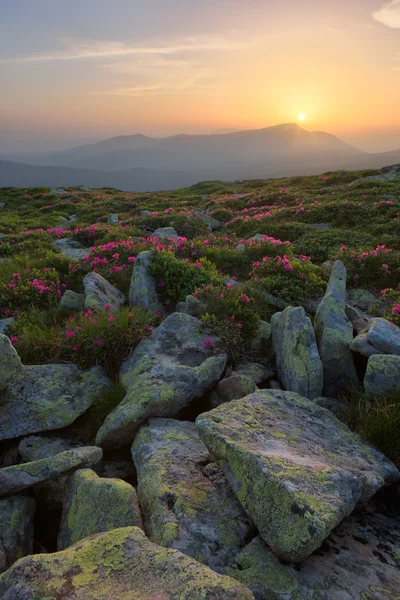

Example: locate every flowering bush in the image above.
[335,245,400,289]
[0,268,62,315]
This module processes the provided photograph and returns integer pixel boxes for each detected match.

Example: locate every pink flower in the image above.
[158,281,165,288]
[65,331,75,339]
[203,338,214,349]
[112,253,119,260]
[353,274,360,280]
[72,345,80,352]
[128,256,136,262]
[237,323,243,329]
[239,294,250,303]
[10,336,18,344]
[104,304,111,310]
[93,339,103,346]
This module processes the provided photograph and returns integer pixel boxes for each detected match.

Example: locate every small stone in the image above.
[60,290,85,311]
[211,375,257,408]
[107,213,119,224]
[152,226,178,240]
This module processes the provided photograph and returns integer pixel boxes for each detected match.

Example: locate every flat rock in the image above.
[58,468,142,550]
[0,496,36,573]
[128,250,163,312]
[271,306,323,399]
[0,364,111,441]
[347,288,378,312]
[83,271,125,312]
[52,238,89,260]
[0,527,254,600]
[152,226,179,239]
[96,313,227,449]
[355,317,400,356]
[0,446,102,497]
[0,335,22,390]
[132,419,254,571]
[364,354,400,396]
[196,390,399,562]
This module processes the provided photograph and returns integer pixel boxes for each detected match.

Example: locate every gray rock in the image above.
[314,260,358,396]
[0,364,111,441]
[347,288,378,312]
[58,468,142,550]
[52,237,89,259]
[211,375,257,408]
[0,335,22,390]
[83,271,125,313]
[132,419,254,571]
[128,250,163,313]
[107,213,119,224]
[196,389,399,562]
[345,304,372,334]
[176,294,207,318]
[269,379,282,389]
[321,260,334,276]
[236,243,246,253]
[362,317,400,356]
[350,332,383,357]
[196,213,222,231]
[141,209,151,216]
[233,362,273,385]
[0,203,5,209]
[251,320,272,355]
[93,460,135,480]
[0,446,102,497]
[60,289,85,311]
[152,226,178,240]
[96,313,227,449]
[0,318,15,335]
[364,354,400,397]
[0,496,36,573]
[271,306,323,399]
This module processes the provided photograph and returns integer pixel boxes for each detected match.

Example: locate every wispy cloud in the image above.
[372,0,400,29]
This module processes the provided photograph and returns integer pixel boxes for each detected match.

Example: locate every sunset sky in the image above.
[0,0,399,152]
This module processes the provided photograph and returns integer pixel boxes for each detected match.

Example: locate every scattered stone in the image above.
[83,271,125,312]
[314,260,358,396]
[132,419,254,571]
[345,304,372,334]
[0,318,15,335]
[60,289,85,311]
[0,335,22,390]
[355,317,400,356]
[0,203,5,209]
[0,364,111,441]
[107,213,119,224]
[233,362,273,385]
[96,313,227,449]
[0,527,254,599]
[236,243,246,253]
[128,250,163,313]
[196,389,399,562]
[211,374,257,408]
[52,237,89,259]
[271,306,323,399]
[58,468,142,550]
[0,496,36,573]
[364,354,400,397]
[196,212,222,231]
[347,288,379,312]
[0,446,102,498]
[152,226,179,240]
[176,294,207,318]
[141,209,151,216]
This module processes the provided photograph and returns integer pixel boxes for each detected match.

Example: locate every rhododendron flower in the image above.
[65,331,75,339]
[10,336,18,344]
[72,345,80,352]
[158,281,165,288]
[93,339,103,346]
[203,338,214,349]
[239,294,250,303]
[237,323,243,329]
[128,256,136,262]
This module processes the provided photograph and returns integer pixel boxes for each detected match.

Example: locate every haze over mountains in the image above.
[1,123,400,192]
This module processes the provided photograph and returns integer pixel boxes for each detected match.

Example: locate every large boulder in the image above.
[351,317,400,357]
[58,469,142,550]
[96,313,227,449]
[128,250,163,313]
[0,527,254,600]
[152,226,179,239]
[347,288,379,312]
[0,496,36,573]
[271,306,323,399]
[0,335,22,390]
[0,364,111,441]
[0,446,102,498]
[83,271,125,312]
[52,238,89,259]
[314,260,358,396]
[196,390,399,562]
[132,419,254,571]
[364,354,400,397]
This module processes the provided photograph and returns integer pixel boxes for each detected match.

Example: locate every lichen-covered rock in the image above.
[196,390,399,562]
[196,213,222,231]
[176,294,207,317]
[352,317,400,357]
[347,288,379,312]
[0,446,102,497]
[83,271,125,312]
[314,260,358,396]
[226,505,400,599]
[211,375,257,408]
[271,306,323,399]
[250,320,272,355]
[131,419,254,571]
[52,237,89,259]
[0,526,254,600]
[60,289,85,311]
[96,313,227,449]
[0,496,36,573]
[58,468,142,550]
[364,354,400,397]
[233,362,273,385]
[152,226,179,239]
[0,364,111,441]
[0,318,15,336]
[107,213,119,224]
[128,250,163,312]
[0,335,22,390]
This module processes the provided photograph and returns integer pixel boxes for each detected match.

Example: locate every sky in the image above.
[0,0,399,152]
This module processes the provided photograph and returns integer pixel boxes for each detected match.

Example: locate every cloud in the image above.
[372,0,400,28]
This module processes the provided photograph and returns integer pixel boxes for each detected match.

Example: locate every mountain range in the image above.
[1,123,399,191]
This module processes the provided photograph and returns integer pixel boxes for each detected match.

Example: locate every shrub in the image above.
[335,245,400,289]
[0,267,62,315]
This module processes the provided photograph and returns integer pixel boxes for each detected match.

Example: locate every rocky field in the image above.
[0,165,400,598]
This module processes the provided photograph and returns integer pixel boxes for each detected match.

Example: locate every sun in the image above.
[298,113,306,121]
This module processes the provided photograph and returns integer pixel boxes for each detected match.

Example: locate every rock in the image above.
[52,237,89,259]
[269,379,282,390]
[314,260,358,396]
[358,317,400,356]
[60,289,85,311]
[364,354,400,397]
[347,288,378,312]
[152,226,179,240]
[350,332,383,357]
[250,320,272,354]
[236,243,246,253]
[0,446,102,498]
[132,419,254,571]
[233,362,273,385]
[141,209,151,216]
[271,306,323,399]
[196,213,223,231]
[226,505,400,599]
[58,468,142,550]
[0,496,36,573]
[0,335,22,390]
[107,213,119,224]
[0,364,111,441]
[211,375,257,408]
[345,304,372,334]
[0,203,5,209]
[0,527,254,600]
[176,294,207,318]
[0,318,15,335]
[196,389,399,562]
[93,460,135,480]
[83,271,125,313]
[321,260,334,276]
[248,286,289,310]
[96,313,227,449]
[128,250,163,313]
[50,188,69,195]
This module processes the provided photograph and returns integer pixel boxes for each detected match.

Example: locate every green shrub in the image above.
[0,267,61,314]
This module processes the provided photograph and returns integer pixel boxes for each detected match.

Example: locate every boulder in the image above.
[152,226,179,240]
[96,313,227,449]
[131,419,254,571]
[0,446,102,497]
[52,238,89,259]
[314,260,358,396]
[0,335,22,390]
[250,320,272,354]
[347,288,379,312]
[196,213,222,231]
[0,364,111,441]
[196,390,399,562]
[60,289,85,311]
[176,294,207,318]
[128,250,163,313]
[58,469,142,550]
[233,362,273,385]
[271,306,323,399]
[345,304,372,334]
[0,318,15,336]
[107,213,119,224]
[83,271,125,313]
[0,529,254,600]
[352,317,400,357]
[0,496,36,573]
[211,375,257,408]
[364,354,400,397]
